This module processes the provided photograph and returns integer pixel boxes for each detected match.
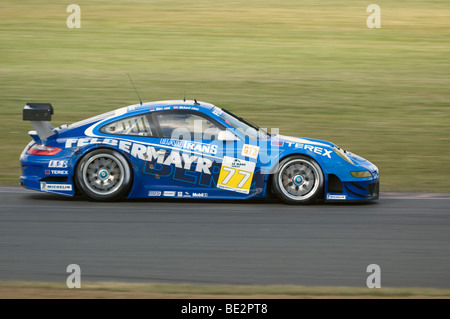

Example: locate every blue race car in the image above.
[20,100,379,204]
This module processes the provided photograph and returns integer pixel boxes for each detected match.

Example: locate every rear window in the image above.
[100,114,153,136]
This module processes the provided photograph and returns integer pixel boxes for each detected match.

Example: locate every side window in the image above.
[101,114,153,136]
[156,112,223,140]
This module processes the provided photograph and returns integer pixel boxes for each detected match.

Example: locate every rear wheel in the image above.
[272,155,324,205]
[76,149,132,201]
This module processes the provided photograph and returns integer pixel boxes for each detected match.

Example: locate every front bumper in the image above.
[325,153,379,202]
[325,177,379,201]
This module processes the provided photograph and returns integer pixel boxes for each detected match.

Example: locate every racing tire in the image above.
[76,149,132,201]
[272,155,324,205]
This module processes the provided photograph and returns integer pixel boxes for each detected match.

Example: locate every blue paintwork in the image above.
[20,100,379,201]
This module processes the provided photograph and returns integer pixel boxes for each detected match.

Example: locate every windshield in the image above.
[220,109,270,140]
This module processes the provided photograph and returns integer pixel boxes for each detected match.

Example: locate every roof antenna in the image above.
[194,99,200,105]
[127,73,143,106]
[183,90,186,102]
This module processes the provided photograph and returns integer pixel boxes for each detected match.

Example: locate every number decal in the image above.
[217,156,256,194]
[221,167,235,185]
[237,171,251,188]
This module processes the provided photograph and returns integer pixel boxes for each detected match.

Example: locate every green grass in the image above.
[2,281,450,298]
[1,0,449,191]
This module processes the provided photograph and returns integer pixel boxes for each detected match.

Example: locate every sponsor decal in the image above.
[160,139,185,148]
[148,150,213,174]
[48,170,69,175]
[161,139,218,155]
[65,138,119,148]
[280,136,329,147]
[327,194,346,200]
[230,158,247,168]
[49,160,68,168]
[280,136,332,158]
[241,144,260,159]
[143,154,221,188]
[177,191,183,197]
[285,142,332,159]
[148,191,162,196]
[40,182,72,191]
[217,156,255,194]
[152,106,198,111]
[192,192,208,197]
[154,106,172,111]
[65,138,214,175]
[163,191,176,197]
[271,140,284,146]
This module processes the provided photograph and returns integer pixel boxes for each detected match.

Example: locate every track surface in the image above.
[1,187,450,288]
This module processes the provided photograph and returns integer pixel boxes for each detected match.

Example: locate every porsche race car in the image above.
[20,100,379,204]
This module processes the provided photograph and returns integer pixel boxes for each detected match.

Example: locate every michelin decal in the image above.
[40,182,72,191]
[327,194,346,200]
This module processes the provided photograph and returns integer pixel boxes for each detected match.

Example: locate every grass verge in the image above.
[1,281,450,299]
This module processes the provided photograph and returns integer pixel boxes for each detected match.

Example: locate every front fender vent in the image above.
[328,174,343,193]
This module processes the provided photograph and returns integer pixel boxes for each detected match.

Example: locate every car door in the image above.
[211,110,269,199]
[140,109,225,198]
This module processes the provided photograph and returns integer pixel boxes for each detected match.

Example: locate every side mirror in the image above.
[218,130,239,141]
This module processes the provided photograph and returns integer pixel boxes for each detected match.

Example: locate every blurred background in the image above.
[1,0,449,192]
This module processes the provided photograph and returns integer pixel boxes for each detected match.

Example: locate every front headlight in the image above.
[350,171,372,178]
[333,146,354,164]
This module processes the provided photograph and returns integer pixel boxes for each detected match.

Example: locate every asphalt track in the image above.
[1,187,450,288]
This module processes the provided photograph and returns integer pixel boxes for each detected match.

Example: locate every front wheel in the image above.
[76,149,132,201]
[272,155,324,205]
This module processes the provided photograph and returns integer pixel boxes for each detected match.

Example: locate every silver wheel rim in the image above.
[278,159,320,201]
[82,154,125,196]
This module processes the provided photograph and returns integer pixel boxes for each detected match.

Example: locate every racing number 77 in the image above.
[221,167,251,188]
[217,157,256,194]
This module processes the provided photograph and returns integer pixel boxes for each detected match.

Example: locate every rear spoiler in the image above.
[23,103,55,142]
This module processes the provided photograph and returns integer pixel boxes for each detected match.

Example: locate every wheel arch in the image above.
[267,152,327,200]
[73,146,135,200]
[268,151,327,176]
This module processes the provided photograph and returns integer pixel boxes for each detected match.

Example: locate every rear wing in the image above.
[23,103,55,141]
